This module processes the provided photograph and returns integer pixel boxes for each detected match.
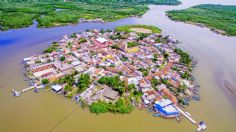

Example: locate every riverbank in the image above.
[166,4,236,36]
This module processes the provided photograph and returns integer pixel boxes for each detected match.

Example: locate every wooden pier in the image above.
[175,106,198,125]
[21,86,35,93]
[12,86,35,97]
[174,105,206,131]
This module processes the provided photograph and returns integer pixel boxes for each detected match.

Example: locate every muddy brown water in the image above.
[1,0,236,131]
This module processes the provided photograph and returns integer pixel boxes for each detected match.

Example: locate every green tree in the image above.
[128,83,136,92]
[71,33,77,38]
[90,100,109,114]
[163,52,169,59]
[64,84,73,93]
[77,74,90,93]
[60,56,65,61]
[98,76,125,93]
[41,78,49,85]
[151,78,161,87]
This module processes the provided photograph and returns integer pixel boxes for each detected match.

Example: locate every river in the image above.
[0,0,236,132]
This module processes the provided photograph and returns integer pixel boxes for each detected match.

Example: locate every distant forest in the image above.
[0,0,181,30]
[167,4,236,36]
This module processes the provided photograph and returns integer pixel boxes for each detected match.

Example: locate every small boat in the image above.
[34,88,39,93]
[176,117,181,123]
[196,121,207,131]
[147,107,154,113]
[75,95,80,102]
[12,89,21,97]
[152,113,160,117]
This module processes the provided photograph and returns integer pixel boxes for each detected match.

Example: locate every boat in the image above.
[196,121,207,131]
[152,113,160,117]
[34,88,39,93]
[147,107,154,113]
[12,89,21,97]
[176,116,181,123]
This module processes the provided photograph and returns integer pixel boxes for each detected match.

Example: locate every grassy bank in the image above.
[167,4,236,36]
[0,0,180,31]
[115,24,161,33]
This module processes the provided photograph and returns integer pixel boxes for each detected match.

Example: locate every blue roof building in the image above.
[154,99,179,117]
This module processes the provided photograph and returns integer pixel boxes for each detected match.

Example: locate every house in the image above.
[30,63,57,78]
[71,60,81,66]
[54,62,73,72]
[127,77,140,86]
[139,79,151,88]
[126,47,139,53]
[94,37,110,48]
[154,98,179,118]
[103,86,119,101]
[51,85,63,92]
[30,62,55,73]
[160,87,177,104]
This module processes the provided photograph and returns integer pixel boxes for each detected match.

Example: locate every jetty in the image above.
[175,106,197,124]
[12,84,46,97]
[175,106,206,131]
[21,86,35,93]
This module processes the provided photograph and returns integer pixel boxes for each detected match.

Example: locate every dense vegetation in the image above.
[0,0,180,30]
[167,4,236,36]
[43,41,58,53]
[98,75,126,93]
[174,48,191,65]
[77,74,91,93]
[115,24,161,33]
[57,74,75,86]
[89,98,133,114]
[41,78,49,85]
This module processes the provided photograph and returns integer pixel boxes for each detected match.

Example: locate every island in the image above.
[14,24,206,131]
[21,24,199,114]
[166,4,236,36]
[0,0,181,31]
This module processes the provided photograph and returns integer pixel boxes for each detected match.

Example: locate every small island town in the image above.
[2,0,236,132]
[12,25,206,131]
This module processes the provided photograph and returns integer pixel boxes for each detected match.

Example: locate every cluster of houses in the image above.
[23,29,198,118]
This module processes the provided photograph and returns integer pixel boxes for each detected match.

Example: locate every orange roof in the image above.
[161,88,177,104]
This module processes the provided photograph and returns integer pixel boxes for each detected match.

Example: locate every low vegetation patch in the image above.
[115,24,161,34]
[90,98,133,114]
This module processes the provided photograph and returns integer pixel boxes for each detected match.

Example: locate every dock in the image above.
[175,106,206,131]
[21,86,35,93]
[12,84,45,97]
[175,106,197,125]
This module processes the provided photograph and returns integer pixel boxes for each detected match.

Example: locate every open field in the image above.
[130,28,152,33]
[115,24,161,33]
